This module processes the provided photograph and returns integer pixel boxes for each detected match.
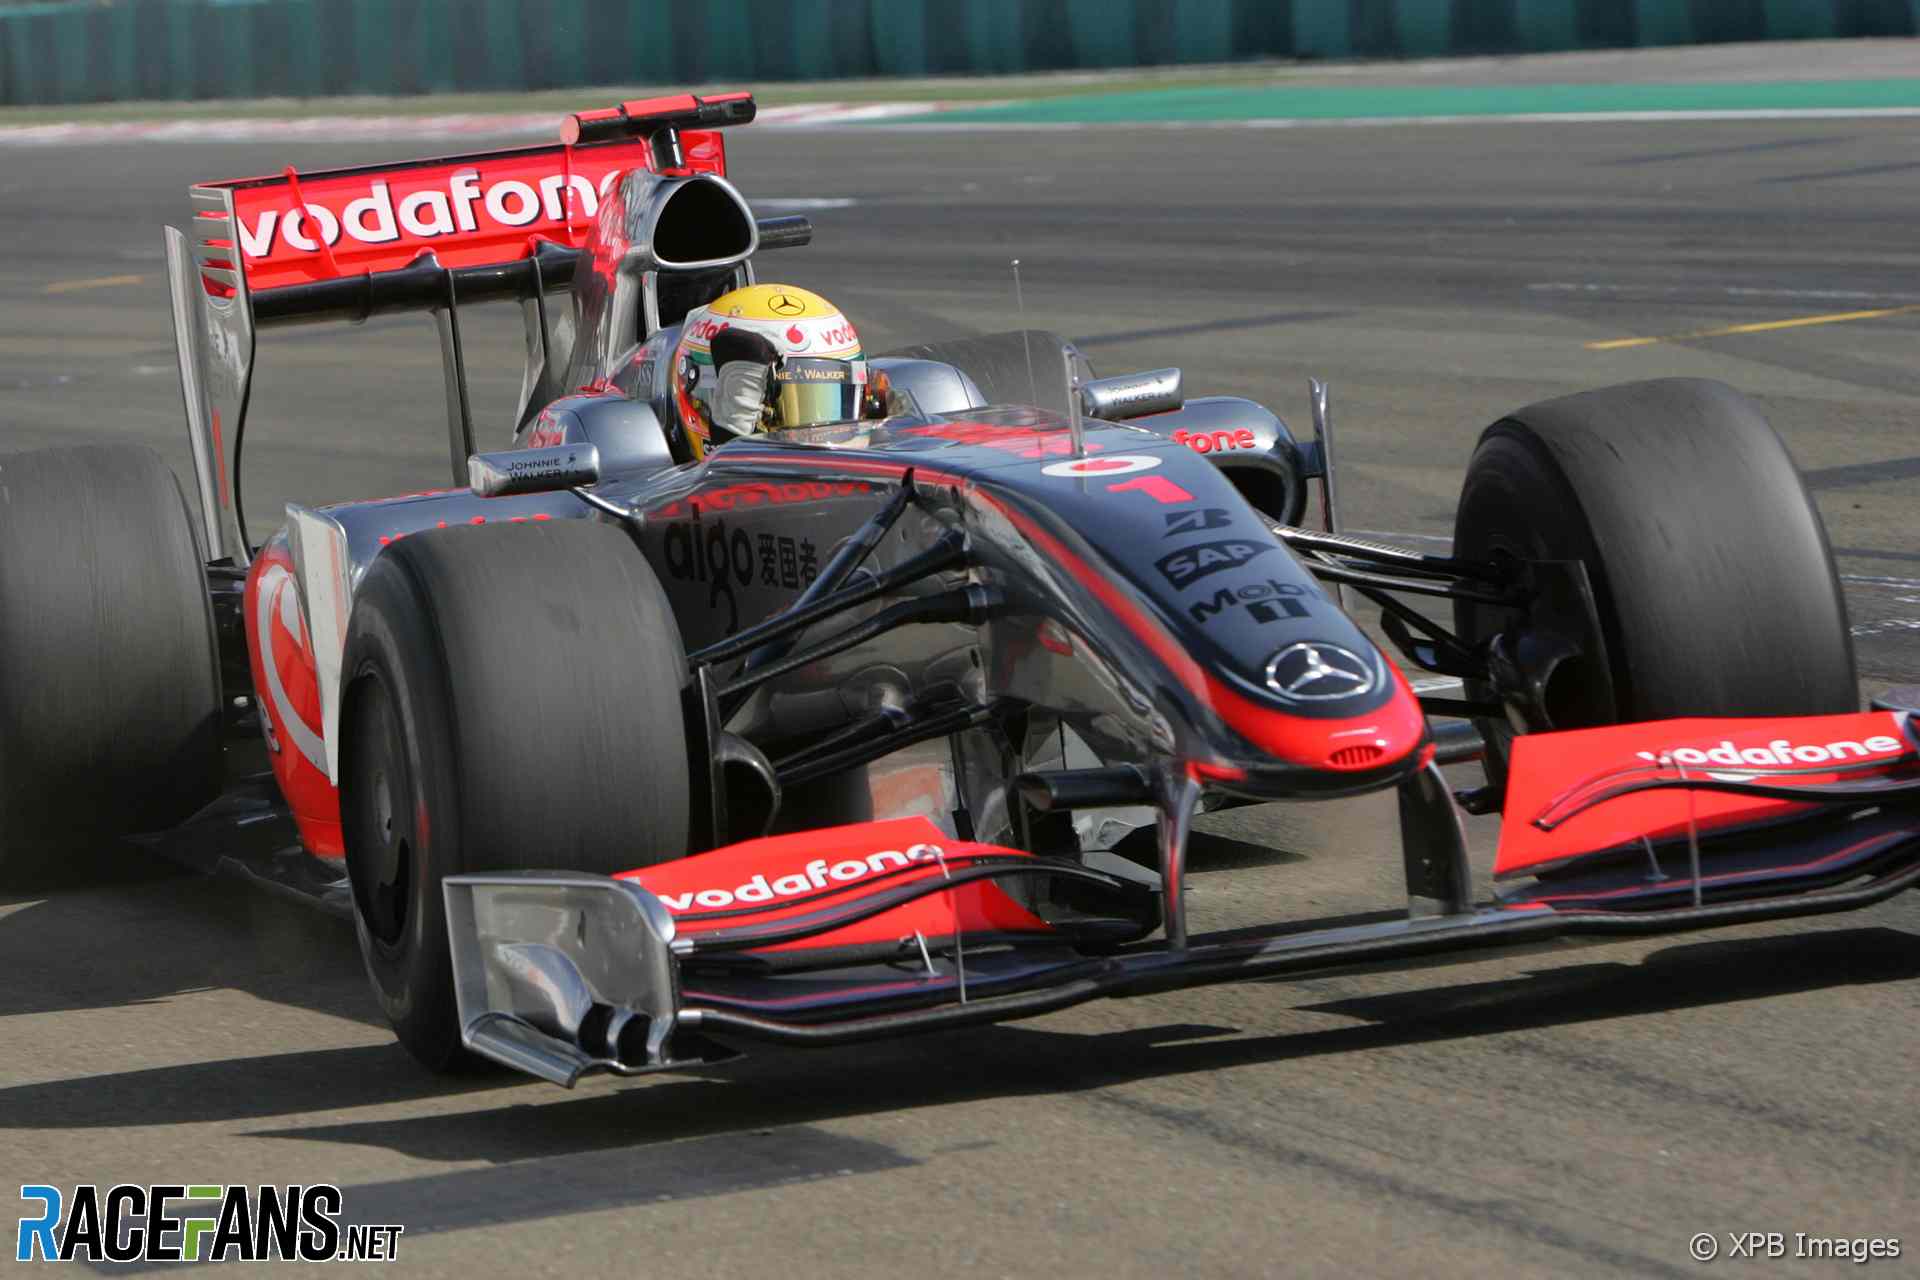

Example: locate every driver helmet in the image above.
[672,284,881,459]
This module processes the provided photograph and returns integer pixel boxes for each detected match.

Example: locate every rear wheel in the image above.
[339,520,691,1071]
[0,445,221,887]
[1453,377,1856,792]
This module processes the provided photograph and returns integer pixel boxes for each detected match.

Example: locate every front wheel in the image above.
[339,520,691,1071]
[1453,378,1857,792]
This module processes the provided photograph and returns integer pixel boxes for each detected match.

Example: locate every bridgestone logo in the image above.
[652,843,948,912]
[1634,735,1907,768]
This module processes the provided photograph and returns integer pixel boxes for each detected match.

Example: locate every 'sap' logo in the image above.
[1154,539,1273,590]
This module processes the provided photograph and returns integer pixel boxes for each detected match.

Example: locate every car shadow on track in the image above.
[0,825,1310,1030]
[0,923,1910,1153]
[0,865,375,1025]
[250,923,1919,1156]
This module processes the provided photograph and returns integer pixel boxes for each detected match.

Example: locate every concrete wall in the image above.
[4,0,1918,107]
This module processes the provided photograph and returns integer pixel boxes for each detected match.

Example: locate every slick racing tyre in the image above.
[1453,377,1856,796]
[0,445,222,887]
[339,520,690,1072]
[880,330,1094,417]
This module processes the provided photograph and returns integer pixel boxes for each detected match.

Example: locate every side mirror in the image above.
[1080,368,1183,421]
[468,444,601,497]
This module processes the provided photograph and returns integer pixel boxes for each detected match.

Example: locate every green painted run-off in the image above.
[896,77,1920,125]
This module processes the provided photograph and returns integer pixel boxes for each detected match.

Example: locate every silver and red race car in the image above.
[3,94,1914,1087]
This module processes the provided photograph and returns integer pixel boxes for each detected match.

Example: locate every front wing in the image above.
[446,707,1920,1087]
[447,844,1920,1088]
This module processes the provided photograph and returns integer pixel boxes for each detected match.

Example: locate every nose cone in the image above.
[1197,654,1429,792]
[931,414,1430,794]
[1034,454,1429,788]
[1059,462,1428,786]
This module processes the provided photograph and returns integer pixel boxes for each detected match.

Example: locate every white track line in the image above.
[1350,528,1454,545]
[754,197,860,210]
[0,114,553,145]
[1349,530,1918,594]
[12,101,1920,147]
[1836,574,1920,590]
[883,107,1920,133]
[0,101,944,147]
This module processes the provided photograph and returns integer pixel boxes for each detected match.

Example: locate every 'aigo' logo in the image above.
[18,1183,402,1263]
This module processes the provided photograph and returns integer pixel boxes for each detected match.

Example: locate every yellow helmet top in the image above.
[673,284,865,457]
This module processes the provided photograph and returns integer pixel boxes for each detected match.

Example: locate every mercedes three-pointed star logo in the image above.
[1263,642,1378,702]
[768,293,806,316]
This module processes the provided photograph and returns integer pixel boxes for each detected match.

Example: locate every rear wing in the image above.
[165,93,803,565]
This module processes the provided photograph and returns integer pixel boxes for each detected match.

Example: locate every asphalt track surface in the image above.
[4,101,1920,1277]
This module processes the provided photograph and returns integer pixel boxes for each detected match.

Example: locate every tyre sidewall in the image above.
[340,556,468,1070]
[0,445,222,882]
[338,522,692,1072]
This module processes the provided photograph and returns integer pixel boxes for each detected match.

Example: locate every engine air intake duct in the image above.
[653,176,758,270]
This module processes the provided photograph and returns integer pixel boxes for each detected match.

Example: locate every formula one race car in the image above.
[4,94,1916,1085]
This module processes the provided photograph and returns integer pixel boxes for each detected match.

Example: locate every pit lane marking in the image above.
[1586,304,1920,350]
[42,273,143,295]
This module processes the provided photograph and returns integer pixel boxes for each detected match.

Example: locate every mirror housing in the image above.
[1080,367,1183,420]
[469,444,601,497]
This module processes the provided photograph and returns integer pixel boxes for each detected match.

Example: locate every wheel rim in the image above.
[1464,507,1615,732]
[345,674,416,950]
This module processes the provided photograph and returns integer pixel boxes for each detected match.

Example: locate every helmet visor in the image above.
[771,357,864,429]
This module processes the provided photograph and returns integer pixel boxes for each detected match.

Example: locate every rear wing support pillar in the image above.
[430,265,478,485]
[514,254,570,437]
